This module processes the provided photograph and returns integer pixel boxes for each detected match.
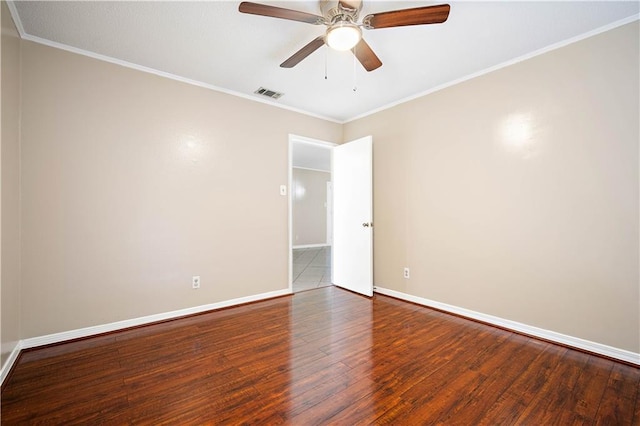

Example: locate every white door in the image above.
[332,136,373,297]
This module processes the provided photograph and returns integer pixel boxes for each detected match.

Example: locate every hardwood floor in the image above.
[2,286,639,424]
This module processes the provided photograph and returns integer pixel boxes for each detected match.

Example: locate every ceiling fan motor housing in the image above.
[320,0,362,24]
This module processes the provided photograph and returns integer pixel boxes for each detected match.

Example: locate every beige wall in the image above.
[344,21,640,352]
[1,1,21,366]
[5,14,639,356]
[292,168,330,246]
[19,41,341,338]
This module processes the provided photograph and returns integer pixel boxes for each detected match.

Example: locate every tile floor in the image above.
[292,246,332,292]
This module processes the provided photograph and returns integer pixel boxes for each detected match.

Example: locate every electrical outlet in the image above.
[192,276,201,289]
[403,268,410,279]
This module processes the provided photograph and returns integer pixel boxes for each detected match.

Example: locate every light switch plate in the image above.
[280,185,287,196]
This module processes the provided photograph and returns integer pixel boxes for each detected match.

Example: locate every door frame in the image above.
[326,181,333,246]
[288,135,338,293]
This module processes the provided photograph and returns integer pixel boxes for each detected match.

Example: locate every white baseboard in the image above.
[21,288,291,350]
[4,285,635,387]
[374,286,640,366]
[2,288,291,386]
[293,244,330,249]
[0,342,24,386]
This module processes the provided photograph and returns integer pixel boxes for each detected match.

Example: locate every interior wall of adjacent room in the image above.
[19,40,341,338]
[292,167,330,247]
[1,1,22,366]
[343,21,640,353]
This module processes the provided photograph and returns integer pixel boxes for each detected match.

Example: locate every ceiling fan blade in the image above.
[239,2,324,25]
[352,39,382,72]
[281,36,326,68]
[363,4,450,29]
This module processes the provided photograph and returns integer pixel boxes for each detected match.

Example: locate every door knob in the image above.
[362,222,373,227]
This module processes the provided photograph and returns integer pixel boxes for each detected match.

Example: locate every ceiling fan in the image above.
[238,1,450,72]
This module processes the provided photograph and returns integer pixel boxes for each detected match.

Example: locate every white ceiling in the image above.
[9,1,639,122]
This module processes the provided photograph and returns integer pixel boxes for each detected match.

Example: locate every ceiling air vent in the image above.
[254,87,284,100]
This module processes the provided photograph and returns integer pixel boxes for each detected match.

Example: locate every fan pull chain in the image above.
[324,46,328,80]
[352,46,357,92]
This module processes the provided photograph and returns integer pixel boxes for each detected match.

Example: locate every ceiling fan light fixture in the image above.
[326,22,361,51]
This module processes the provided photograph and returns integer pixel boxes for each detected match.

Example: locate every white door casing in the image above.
[288,135,336,291]
[326,181,333,246]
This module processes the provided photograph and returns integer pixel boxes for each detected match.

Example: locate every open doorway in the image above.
[289,135,336,293]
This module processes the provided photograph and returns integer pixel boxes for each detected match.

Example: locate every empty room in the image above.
[1,0,639,424]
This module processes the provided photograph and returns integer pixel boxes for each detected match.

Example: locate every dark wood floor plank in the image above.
[595,361,640,426]
[2,286,638,424]
[514,348,589,424]
[427,334,539,424]
[389,329,513,422]
[550,354,614,424]
[475,342,565,425]
[288,372,375,424]
[634,388,640,426]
